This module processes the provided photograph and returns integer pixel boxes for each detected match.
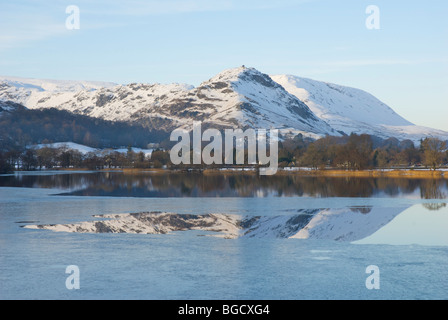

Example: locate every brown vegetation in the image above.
[1,133,447,175]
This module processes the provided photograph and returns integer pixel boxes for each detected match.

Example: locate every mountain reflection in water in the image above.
[23,206,406,242]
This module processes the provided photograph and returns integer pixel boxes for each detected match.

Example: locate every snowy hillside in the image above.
[0,68,337,138]
[1,68,447,142]
[271,74,448,142]
[0,75,192,126]
[188,66,336,136]
[0,75,116,94]
[31,142,154,157]
[32,142,98,154]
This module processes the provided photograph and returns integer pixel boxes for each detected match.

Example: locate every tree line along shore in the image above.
[1,133,447,176]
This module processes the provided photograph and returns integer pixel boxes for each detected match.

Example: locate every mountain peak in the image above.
[201,66,280,89]
[191,66,336,136]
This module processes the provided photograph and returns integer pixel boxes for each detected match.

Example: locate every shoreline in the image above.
[8,167,447,179]
[274,168,447,179]
[129,167,448,179]
[207,168,448,179]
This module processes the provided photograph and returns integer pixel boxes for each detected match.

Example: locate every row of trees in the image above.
[287,134,447,170]
[0,146,171,173]
[1,134,447,174]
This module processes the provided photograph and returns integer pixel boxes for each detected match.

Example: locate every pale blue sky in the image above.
[1,0,447,131]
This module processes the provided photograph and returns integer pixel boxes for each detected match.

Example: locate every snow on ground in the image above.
[112,147,154,157]
[31,142,153,157]
[32,142,98,154]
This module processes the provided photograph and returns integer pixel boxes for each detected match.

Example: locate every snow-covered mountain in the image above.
[0,68,337,138]
[0,75,190,125]
[1,67,447,142]
[185,66,336,137]
[0,75,116,95]
[271,74,448,142]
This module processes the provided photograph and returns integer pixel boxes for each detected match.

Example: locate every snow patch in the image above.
[31,142,153,157]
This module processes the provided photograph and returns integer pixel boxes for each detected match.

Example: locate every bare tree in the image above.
[422,138,446,170]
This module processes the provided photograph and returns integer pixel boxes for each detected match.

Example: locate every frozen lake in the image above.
[0,172,447,299]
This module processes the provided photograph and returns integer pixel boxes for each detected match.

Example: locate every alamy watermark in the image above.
[66,5,80,30]
[365,265,380,290]
[65,265,80,290]
[170,121,279,176]
[366,5,380,30]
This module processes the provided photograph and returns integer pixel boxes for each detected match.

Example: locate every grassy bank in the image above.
[204,167,447,179]
[296,169,446,179]
[41,166,448,179]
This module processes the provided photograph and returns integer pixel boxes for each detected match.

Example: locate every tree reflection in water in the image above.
[420,179,447,211]
[0,172,447,204]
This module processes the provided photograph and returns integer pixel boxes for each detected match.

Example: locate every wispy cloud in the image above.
[80,0,315,16]
[0,3,68,52]
[0,0,315,52]
[321,59,418,68]
[267,58,447,72]
[265,57,448,80]
[0,22,67,51]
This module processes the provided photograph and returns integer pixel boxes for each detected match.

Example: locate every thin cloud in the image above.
[0,20,67,52]
[322,59,417,68]
[0,3,68,52]
[0,0,315,51]
[80,0,315,16]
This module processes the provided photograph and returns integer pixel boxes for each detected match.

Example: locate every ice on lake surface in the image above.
[0,172,447,299]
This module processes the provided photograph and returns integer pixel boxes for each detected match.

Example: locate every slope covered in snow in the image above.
[0,75,192,126]
[0,75,116,94]
[161,66,337,136]
[0,68,337,138]
[31,142,98,154]
[31,141,154,157]
[271,74,448,142]
[1,68,446,142]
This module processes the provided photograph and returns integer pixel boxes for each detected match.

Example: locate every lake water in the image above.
[0,171,447,300]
